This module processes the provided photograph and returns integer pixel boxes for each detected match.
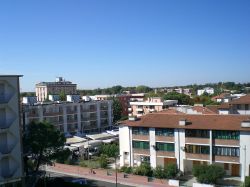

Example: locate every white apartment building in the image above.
[129,97,178,117]
[23,100,113,137]
[218,95,250,115]
[197,87,214,96]
[0,75,23,186]
[36,77,77,102]
[119,113,250,181]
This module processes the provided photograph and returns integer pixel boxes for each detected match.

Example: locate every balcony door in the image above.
[231,164,240,176]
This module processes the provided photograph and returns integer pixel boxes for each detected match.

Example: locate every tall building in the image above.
[119,113,250,181]
[0,75,23,186]
[23,100,113,136]
[35,77,77,102]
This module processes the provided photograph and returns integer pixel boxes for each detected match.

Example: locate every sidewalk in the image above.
[46,163,172,187]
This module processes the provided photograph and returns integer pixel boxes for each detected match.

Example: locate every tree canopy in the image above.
[23,121,69,172]
[163,92,194,105]
[112,97,123,123]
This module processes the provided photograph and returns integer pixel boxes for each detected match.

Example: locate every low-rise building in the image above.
[119,113,250,181]
[197,87,214,96]
[23,100,113,136]
[129,97,177,117]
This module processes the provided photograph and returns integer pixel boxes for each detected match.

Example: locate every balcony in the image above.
[214,155,239,163]
[133,148,150,155]
[132,134,149,141]
[214,139,239,146]
[155,136,174,142]
[185,137,210,145]
[149,109,156,112]
[128,107,132,112]
[186,153,210,161]
[156,151,175,157]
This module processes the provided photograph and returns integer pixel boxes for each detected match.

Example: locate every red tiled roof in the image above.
[122,113,250,131]
[192,106,217,114]
[217,103,230,109]
[229,95,250,104]
[206,105,219,114]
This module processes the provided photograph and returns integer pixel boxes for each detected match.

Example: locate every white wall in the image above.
[119,126,131,167]
[175,129,185,172]
[240,131,250,181]
[149,128,156,168]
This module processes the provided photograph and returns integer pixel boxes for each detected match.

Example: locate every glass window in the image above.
[132,127,149,135]
[155,128,174,136]
[156,142,175,152]
[213,146,240,157]
[213,130,239,140]
[185,129,209,138]
[186,145,209,154]
[132,141,149,149]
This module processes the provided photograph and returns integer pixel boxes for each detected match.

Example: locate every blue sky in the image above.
[0,0,249,91]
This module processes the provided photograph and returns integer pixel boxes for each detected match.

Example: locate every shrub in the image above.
[244,176,250,187]
[153,165,165,179]
[120,166,133,174]
[133,163,153,177]
[192,164,225,184]
[164,163,178,179]
[99,154,108,168]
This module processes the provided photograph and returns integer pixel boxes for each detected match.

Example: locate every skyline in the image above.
[0,0,250,91]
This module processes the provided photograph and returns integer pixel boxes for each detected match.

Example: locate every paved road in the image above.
[46,171,132,187]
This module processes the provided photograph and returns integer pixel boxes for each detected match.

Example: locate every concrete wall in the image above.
[240,131,250,181]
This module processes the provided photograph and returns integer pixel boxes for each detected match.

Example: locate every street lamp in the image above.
[115,154,121,187]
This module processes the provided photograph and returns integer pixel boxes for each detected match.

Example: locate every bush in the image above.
[99,154,108,168]
[153,166,165,179]
[192,164,225,184]
[120,166,133,174]
[244,176,250,187]
[133,163,153,177]
[164,163,178,179]
[100,144,119,157]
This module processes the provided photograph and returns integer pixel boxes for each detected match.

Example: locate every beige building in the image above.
[0,75,23,186]
[129,97,177,117]
[23,100,113,136]
[36,77,77,102]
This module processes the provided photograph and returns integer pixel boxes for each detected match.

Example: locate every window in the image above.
[156,142,175,152]
[213,130,239,140]
[224,163,229,170]
[213,146,240,157]
[132,127,149,135]
[132,141,149,149]
[186,145,210,154]
[155,128,174,136]
[245,104,249,110]
[185,129,209,138]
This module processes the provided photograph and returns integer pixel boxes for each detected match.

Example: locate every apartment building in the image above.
[129,97,177,117]
[218,95,250,115]
[119,113,250,181]
[23,100,113,136]
[0,75,23,186]
[197,87,214,96]
[36,77,77,102]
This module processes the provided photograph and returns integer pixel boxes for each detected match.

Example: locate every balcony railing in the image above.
[156,151,175,157]
[214,155,239,163]
[214,139,239,146]
[132,134,149,141]
[186,153,210,160]
[185,137,210,144]
[155,136,174,142]
[133,148,150,155]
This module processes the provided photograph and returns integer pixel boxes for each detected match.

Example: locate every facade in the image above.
[0,75,23,186]
[218,95,250,115]
[119,113,250,181]
[117,95,131,116]
[197,87,214,96]
[23,100,113,136]
[129,97,178,117]
[35,77,77,102]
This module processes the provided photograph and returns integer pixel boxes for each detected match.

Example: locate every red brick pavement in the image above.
[47,163,172,187]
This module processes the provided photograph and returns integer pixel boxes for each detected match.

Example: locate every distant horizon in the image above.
[19,79,250,93]
[1,0,249,92]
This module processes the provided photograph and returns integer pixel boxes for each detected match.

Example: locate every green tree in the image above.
[99,154,108,168]
[135,85,152,93]
[112,97,122,123]
[23,121,67,172]
[100,144,119,157]
[192,164,225,184]
[163,92,194,105]
[59,91,66,101]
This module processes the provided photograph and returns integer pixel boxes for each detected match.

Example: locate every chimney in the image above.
[179,119,187,126]
[241,120,250,128]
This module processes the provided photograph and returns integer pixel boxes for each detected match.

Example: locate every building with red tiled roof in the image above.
[119,113,250,181]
